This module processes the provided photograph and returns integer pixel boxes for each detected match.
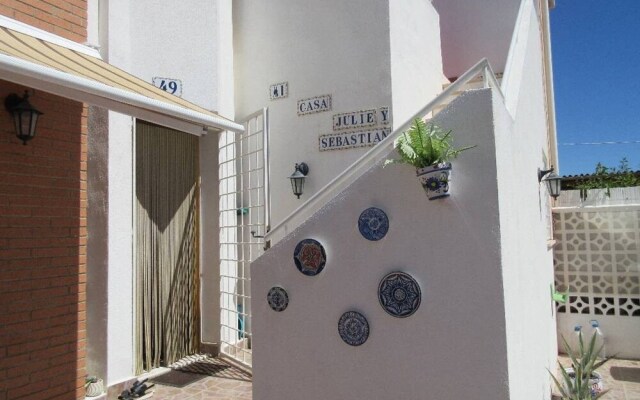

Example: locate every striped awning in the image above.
[0,19,243,135]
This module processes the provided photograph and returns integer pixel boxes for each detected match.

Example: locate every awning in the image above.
[0,18,243,135]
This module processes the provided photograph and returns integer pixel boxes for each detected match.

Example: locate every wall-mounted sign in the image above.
[270,82,288,100]
[333,109,377,131]
[152,77,182,97]
[379,107,391,125]
[298,94,332,116]
[319,128,391,151]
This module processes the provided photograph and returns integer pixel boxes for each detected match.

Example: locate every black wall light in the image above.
[289,162,309,199]
[5,91,43,145]
[538,166,562,199]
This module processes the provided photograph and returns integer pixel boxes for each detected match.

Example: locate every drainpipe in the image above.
[541,0,559,173]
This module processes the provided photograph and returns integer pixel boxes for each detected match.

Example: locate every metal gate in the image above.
[218,108,269,368]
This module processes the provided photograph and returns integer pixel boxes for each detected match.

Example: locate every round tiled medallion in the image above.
[378,271,421,318]
[358,207,389,241]
[267,286,289,312]
[338,311,369,346]
[293,239,327,276]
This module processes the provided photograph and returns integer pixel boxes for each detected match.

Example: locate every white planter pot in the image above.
[416,162,452,200]
[85,379,104,397]
[562,368,604,398]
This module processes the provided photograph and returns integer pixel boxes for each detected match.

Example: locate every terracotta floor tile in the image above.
[152,355,640,399]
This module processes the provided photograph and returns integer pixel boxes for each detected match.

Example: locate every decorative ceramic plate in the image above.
[358,207,389,241]
[267,286,289,312]
[378,271,421,318]
[293,239,326,276]
[338,311,369,346]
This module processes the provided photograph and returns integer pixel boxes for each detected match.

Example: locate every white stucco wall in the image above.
[86,105,109,382]
[252,89,514,399]
[492,6,557,400]
[233,0,444,227]
[432,0,521,78]
[106,111,135,385]
[389,0,448,125]
[100,0,136,385]
[556,314,640,360]
[127,0,233,353]
[87,0,232,383]
[128,1,224,112]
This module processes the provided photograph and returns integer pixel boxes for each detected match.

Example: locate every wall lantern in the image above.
[5,91,43,145]
[289,162,309,199]
[538,167,562,199]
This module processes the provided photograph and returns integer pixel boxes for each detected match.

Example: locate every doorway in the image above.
[134,120,201,373]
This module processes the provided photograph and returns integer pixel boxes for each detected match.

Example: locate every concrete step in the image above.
[433,73,503,115]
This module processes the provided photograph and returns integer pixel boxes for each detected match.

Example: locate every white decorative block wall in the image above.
[554,208,640,317]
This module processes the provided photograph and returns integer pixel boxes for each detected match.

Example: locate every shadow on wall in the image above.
[0,80,85,398]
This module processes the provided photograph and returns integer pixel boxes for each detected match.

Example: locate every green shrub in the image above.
[576,158,640,196]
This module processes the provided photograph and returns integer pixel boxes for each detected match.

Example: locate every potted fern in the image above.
[549,332,611,399]
[385,118,475,200]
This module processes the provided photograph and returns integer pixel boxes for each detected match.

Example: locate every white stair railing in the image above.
[265,58,503,247]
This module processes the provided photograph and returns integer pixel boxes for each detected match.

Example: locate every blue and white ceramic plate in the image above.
[338,311,369,346]
[378,271,421,318]
[293,239,326,276]
[267,286,289,312]
[358,207,389,241]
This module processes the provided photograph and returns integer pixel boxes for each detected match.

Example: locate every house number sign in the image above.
[152,77,182,97]
[270,82,288,100]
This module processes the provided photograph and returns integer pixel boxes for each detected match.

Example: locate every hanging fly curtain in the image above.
[135,121,200,373]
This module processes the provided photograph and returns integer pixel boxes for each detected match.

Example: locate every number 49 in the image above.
[153,77,182,96]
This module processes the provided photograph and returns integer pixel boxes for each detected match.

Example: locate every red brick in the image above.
[0,354,29,371]
[11,12,47,32]
[10,237,77,249]
[2,374,29,390]
[7,339,49,356]
[0,268,32,281]
[35,266,75,278]
[7,379,48,399]
[48,256,79,267]
[0,312,31,326]
[31,227,72,238]
[0,205,31,216]
[32,246,72,258]
[0,228,33,238]
[21,324,71,343]
[0,248,31,259]
[0,4,16,18]
[50,217,82,227]
[1,78,87,400]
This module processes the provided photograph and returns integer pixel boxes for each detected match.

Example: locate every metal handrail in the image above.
[262,107,271,235]
[265,58,503,246]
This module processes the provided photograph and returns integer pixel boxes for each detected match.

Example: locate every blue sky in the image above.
[550,1,640,175]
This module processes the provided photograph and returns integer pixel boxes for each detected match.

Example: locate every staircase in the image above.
[264,58,504,247]
[433,73,503,115]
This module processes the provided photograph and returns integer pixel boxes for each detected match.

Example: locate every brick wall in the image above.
[0,2,88,400]
[0,0,87,42]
